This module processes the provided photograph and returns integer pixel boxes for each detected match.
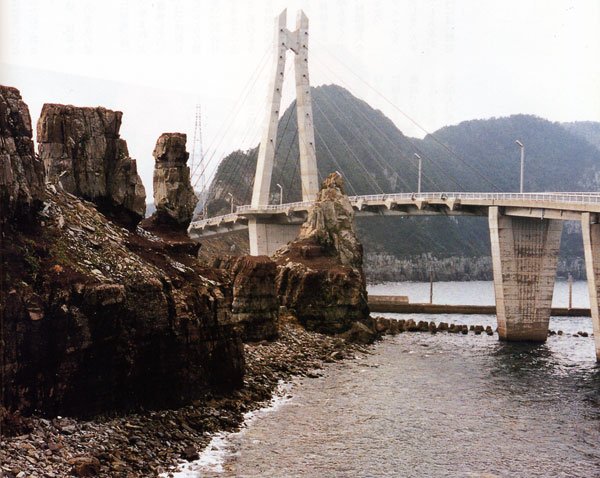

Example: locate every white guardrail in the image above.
[189,192,600,229]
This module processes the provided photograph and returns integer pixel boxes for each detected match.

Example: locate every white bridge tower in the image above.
[248,9,319,255]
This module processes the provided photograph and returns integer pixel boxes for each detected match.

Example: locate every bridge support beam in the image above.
[581,212,600,361]
[248,219,301,256]
[489,206,562,342]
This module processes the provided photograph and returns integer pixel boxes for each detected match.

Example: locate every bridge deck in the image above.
[188,192,600,238]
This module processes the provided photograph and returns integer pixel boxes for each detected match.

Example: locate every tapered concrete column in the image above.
[251,10,288,208]
[248,218,301,256]
[489,207,562,341]
[581,212,600,360]
[294,11,319,202]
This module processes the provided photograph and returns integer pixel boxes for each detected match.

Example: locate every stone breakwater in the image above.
[0,317,367,478]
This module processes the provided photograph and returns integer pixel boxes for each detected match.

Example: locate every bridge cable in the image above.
[313,81,423,193]
[312,99,385,194]
[311,52,466,193]
[192,44,273,190]
[312,40,501,192]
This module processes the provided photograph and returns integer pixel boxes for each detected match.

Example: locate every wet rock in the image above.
[485,326,494,336]
[37,103,146,227]
[557,330,563,335]
[181,445,199,461]
[0,85,45,221]
[151,133,198,228]
[578,331,589,337]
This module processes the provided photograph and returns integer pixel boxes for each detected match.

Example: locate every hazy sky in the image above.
[1,0,599,192]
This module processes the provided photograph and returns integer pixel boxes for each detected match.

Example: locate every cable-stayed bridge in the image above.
[187,9,600,360]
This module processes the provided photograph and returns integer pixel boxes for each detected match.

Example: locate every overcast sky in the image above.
[1,0,599,193]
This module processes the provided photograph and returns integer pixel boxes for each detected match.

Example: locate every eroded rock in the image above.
[37,104,146,227]
[274,172,369,334]
[0,85,45,221]
[152,133,197,227]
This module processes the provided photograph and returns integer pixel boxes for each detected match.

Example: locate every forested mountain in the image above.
[205,84,600,279]
[561,121,600,161]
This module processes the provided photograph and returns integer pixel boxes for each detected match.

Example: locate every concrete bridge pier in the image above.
[489,206,563,342]
[581,212,600,360]
[248,219,301,256]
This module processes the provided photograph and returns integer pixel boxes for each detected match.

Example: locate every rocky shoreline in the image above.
[0,316,368,478]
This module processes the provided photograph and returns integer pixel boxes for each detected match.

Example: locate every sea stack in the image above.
[151,132,198,228]
[274,172,370,334]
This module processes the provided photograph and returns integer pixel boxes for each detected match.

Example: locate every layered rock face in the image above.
[274,172,369,334]
[217,255,279,341]
[0,86,45,221]
[1,186,244,418]
[37,104,146,227]
[152,133,198,227]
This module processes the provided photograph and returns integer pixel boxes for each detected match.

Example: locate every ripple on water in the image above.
[175,282,600,477]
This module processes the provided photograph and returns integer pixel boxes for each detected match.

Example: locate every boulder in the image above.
[340,321,377,344]
[274,172,369,334]
[152,133,198,227]
[37,104,146,227]
[0,85,45,221]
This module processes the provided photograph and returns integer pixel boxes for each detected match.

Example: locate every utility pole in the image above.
[191,105,205,191]
[227,192,234,214]
[414,153,422,194]
[429,269,434,304]
[568,273,573,310]
[515,140,524,193]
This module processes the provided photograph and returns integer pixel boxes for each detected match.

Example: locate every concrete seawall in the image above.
[368,296,590,317]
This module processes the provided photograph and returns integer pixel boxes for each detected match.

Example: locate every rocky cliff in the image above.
[1,88,244,421]
[274,173,369,334]
[151,132,198,228]
[0,86,45,221]
[37,104,146,228]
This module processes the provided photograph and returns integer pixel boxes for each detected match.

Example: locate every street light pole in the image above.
[276,183,283,205]
[515,140,524,193]
[227,192,234,213]
[414,153,422,194]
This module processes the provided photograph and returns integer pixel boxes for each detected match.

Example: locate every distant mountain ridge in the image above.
[205,84,600,278]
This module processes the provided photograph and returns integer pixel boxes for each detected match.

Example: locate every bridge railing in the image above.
[189,191,600,230]
[349,192,600,204]
[236,201,314,212]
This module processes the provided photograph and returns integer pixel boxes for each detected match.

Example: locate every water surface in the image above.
[178,281,600,478]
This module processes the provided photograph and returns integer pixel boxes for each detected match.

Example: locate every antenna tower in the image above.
[191,104,205,191]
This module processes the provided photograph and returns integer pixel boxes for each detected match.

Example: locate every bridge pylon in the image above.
[249,9,318,255]
[251,9,318,207]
